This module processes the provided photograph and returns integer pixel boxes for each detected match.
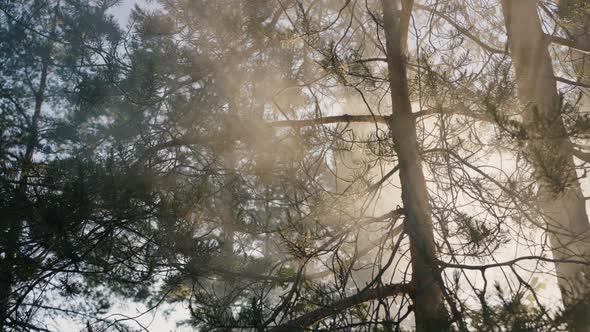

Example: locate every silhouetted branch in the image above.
[414,4,505,54]
[573,148,590,163]
[269,114,390,127]
[268,283,412,331]
[549,35,590,54]
[439,255,590,271]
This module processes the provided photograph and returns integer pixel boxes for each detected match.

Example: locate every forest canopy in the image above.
[2,0,590,331]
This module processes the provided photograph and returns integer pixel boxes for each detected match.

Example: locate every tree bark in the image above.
[501,2,590,331]
[381,0,450,331]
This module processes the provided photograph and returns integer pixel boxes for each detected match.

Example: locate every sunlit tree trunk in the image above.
[501,2,590,330]
[381,0,449,330]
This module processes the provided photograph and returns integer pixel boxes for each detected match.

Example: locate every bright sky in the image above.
[109,0,143,26]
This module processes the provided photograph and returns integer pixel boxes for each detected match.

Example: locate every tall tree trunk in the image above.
[381,0,450,330]
[501,2,590,330]
[0,44,51,332]
[0,3,59,328]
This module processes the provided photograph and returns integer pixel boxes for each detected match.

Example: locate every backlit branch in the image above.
[268,283,412,331]
[268,114,390,127]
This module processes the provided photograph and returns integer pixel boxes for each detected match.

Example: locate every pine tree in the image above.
[0,1,122,329]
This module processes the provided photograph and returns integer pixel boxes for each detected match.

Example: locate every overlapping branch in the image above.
[268,283,412,331]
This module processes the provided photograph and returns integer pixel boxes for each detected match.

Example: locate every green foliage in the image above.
[453,212,508,257]
[470,285,556,332]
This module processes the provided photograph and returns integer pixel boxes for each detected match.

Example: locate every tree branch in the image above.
[132,107,491,168]
[573,148,590,163]
[439,255,590,271]
[268,283,412,331]
[368,165,400,192]
[553,75,590,89]
[414,4,505,54]
[305,222,404,280]
[413,105,493,122]
[132,136,201,168]
[548,35,590,54]
[269,114,390,127]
